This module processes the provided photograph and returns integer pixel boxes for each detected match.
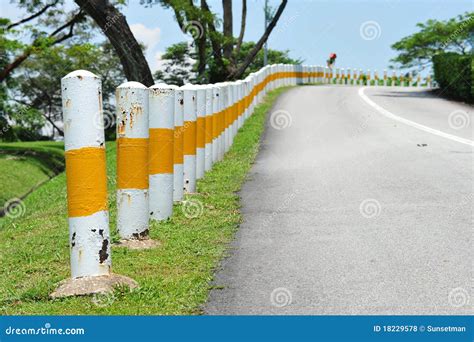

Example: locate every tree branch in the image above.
[229,0,287,79]
[0,10,85,82]
[6,0,60,30]
[234,0,246,59]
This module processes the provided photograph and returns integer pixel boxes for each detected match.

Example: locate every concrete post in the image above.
[173,88,184,202]
[53,70,137,298]
[149,84,175,221]
[115,82,150,243]
[204,85,213,172]
[212,85,220,164]
[195,85,206,180]
[181,84,197,193]
[219,82,226,160]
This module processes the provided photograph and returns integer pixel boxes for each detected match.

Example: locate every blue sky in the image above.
[2,0,472,75]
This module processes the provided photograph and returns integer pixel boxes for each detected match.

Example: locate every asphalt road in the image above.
[205,85,473,315]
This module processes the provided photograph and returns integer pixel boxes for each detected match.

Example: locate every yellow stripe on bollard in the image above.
[183,120,197,156]
[65,146,108,217]
[117,137,148,189]
[149,128,174,174]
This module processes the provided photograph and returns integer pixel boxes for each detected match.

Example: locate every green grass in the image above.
[0,141,64,208]
[0,87,290,315]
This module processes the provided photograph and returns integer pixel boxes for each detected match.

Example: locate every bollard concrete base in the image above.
[114,238,160,250]
[50,274,138,298]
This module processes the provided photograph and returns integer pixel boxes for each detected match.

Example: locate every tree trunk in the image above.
[222,0,233,59]
[74,0,154,87]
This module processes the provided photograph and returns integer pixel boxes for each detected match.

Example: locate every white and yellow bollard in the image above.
[173,87,184,202]
[217,83,226,160]
[212,85,220,164]
[383,69,387,86]
[392,71,396,87]
[149,84,175,221]
[115,82,151,244]
[204,85,213,172]
[196,85,206,179]
[52,70,137,298]
[181,84,197,192]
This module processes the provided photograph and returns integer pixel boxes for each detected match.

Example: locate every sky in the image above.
[2,0,472,76]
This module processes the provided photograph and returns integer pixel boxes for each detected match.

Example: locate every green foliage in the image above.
[236,41,303,77]
[432,52,472,103]
[154,41,301,85]
[154,42,196,86]
[391,12,473,69]
[0,0,98,141]
[1,41,124,141]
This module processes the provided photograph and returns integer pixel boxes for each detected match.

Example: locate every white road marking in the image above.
[358,87,474,147]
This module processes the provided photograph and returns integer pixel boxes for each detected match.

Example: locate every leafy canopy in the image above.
[390,12,473,69]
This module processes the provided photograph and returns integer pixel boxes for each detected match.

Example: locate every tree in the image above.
[154,42,197,86]
[143,0,288,82]
[0,0,89,82]
[2,42,124,141]
[154,40,301,85]
[390,12,473,70]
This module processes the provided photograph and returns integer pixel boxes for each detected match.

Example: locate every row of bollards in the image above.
[52,63,430,297]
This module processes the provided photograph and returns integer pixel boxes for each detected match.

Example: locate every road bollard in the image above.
[218,83,225,160]
[173,87,184,202]
[392,71,396,87]
[52,70,137,298]
[115,82,151,245]
[212,85,220,164]
[204,85,213,172]
[196,85,206,180]
[149,84,175,221]
[181,84,197,193]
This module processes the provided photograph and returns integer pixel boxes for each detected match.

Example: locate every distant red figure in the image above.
[327,53,337,69]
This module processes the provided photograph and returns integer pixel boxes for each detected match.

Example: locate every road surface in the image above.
[205,85,473,315]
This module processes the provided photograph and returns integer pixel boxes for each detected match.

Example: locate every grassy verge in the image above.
[0,87,290,315]
[0,141,64,208]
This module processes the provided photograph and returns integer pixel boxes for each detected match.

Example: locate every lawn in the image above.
[0,141,65,208]
[0,87,290,315]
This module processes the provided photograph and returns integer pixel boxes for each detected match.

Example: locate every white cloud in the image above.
[130,23,161,51]
[130,23,161,72]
